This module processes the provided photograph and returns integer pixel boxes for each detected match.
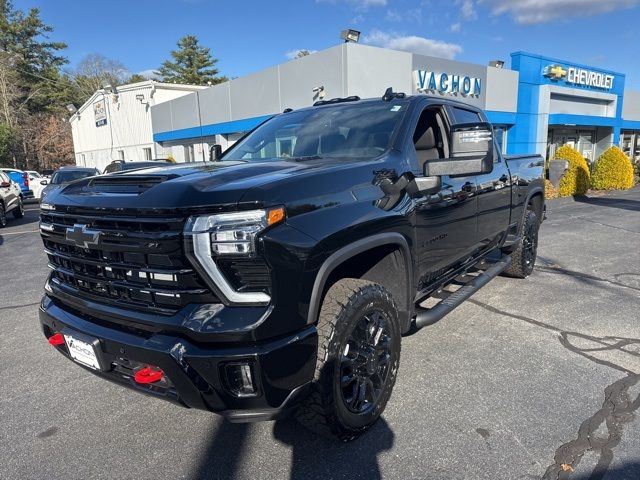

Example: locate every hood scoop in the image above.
[73,174,180,195]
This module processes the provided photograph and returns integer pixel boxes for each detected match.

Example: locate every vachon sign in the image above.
[414,70,482,97]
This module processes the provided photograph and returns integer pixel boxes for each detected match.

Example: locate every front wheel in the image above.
[0,204,6,228]
[296,278,401,441]
[503,209,539,278]
[12,198,24,219]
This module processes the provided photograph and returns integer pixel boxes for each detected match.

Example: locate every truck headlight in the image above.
[184,207,284,305]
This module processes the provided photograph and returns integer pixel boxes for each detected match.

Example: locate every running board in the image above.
[414,255,511,330]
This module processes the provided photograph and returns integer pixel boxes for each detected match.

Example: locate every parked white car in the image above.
[25,170,45,200]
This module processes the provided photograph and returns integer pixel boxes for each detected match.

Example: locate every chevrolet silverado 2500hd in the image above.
[39,90,544,440]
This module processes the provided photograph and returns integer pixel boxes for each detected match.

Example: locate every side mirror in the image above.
[40,179,48,185]
[0,181,10,188]
[209,144,223,161]
[424,122,494,177]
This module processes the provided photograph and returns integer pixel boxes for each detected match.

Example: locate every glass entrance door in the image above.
[547,128,595,161]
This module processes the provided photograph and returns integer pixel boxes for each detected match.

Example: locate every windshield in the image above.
[51,170,96,185]
[222,100,408,162]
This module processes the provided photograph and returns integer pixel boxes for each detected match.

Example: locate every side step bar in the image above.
[414,255,511,330]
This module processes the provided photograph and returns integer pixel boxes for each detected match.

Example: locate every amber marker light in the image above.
[267,206,286,226]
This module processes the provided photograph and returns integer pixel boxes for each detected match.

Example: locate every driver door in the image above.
[408,105,478,290]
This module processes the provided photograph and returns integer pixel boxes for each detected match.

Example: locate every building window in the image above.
[143,147,152,160]
[184,145,195,162]
[117,149,125,160]
[493,126,509,154]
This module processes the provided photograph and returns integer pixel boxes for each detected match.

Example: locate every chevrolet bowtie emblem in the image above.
[65,224,102,249]
[544,64,567,80]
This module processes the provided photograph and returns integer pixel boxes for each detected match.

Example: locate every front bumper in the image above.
[39,296,317,422]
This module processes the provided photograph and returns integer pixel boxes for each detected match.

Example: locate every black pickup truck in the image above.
[39,91,544,440]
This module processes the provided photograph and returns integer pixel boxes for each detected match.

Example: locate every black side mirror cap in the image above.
[209,144,223,161]
[407,175,441,196]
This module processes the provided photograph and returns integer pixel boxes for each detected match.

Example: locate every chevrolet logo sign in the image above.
[65,224,102,249]
[544,64,567,80]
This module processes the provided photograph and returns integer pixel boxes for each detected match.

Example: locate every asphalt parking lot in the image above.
[1,189,639,480]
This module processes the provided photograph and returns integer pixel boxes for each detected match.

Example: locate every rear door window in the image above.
[450,107,481,124]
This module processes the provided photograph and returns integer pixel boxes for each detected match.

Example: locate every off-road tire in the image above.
[0,203,7,228]
[503,209,539,279]
[12,198,24,219]
[296,278,401,441]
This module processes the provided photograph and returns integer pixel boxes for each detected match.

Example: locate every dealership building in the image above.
[72,43,640,168]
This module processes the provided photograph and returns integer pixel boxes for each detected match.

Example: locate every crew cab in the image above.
[38,91,544,440]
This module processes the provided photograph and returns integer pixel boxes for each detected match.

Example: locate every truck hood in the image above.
[43,159,366,213]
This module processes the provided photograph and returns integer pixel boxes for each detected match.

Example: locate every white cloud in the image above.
[285,49,318,60]
[385,8,422,22]
[490,0,640,24]
[458,0,477,20]
[385,10,402,21]
[136,69,160,80]
[363,30,462,59]
[449,22,462,32]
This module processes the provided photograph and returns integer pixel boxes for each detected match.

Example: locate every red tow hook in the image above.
[134,366,164,384]
[48,333,65,346]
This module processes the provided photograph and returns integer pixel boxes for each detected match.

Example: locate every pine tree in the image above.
[157,35,226,85]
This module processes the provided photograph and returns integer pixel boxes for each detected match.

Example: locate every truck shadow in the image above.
[191,416,394,480]
[573,195,640,212]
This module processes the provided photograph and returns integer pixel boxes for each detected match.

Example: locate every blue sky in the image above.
[16,0,640,88]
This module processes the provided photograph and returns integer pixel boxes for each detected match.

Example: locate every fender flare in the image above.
[306,232,413,325]
[522,186,544,224]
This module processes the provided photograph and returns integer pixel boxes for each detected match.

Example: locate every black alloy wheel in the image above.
[340,310,393,415]
[296,278,401,441]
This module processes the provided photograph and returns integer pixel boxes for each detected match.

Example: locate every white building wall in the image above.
[70,82,205,171]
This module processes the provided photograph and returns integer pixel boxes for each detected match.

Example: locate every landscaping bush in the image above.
[554,145,590,196]
[544,179,558,199]
[591,146,635,191]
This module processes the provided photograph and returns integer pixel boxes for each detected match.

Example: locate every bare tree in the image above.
[71,53,128,101]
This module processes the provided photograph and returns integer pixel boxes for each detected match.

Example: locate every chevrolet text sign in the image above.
[415,70,482,97]
[543,64,614,90]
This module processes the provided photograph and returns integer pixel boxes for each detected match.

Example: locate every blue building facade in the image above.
[149,46,640,164]
[505,52,640,161]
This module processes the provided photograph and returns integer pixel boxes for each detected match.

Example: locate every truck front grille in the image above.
[40,209,218,314]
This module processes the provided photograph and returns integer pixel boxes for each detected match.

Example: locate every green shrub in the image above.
[591,146,635,190]
[554,145,590,196]
[544,179,558,199]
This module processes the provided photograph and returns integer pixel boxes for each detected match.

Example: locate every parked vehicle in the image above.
[38,91,544,440]
[103,159,173,174]
[0,168,34,200]
[40,167,100,202]
[0,171,24,227]
[25,170,46,199]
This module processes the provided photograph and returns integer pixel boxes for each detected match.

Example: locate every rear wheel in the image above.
[0,204,6,228]
[296,278,401,441]
[12,198,24,219]
[503,209,539,278]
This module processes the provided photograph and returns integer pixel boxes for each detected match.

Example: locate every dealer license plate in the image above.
[64,332,101,370]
